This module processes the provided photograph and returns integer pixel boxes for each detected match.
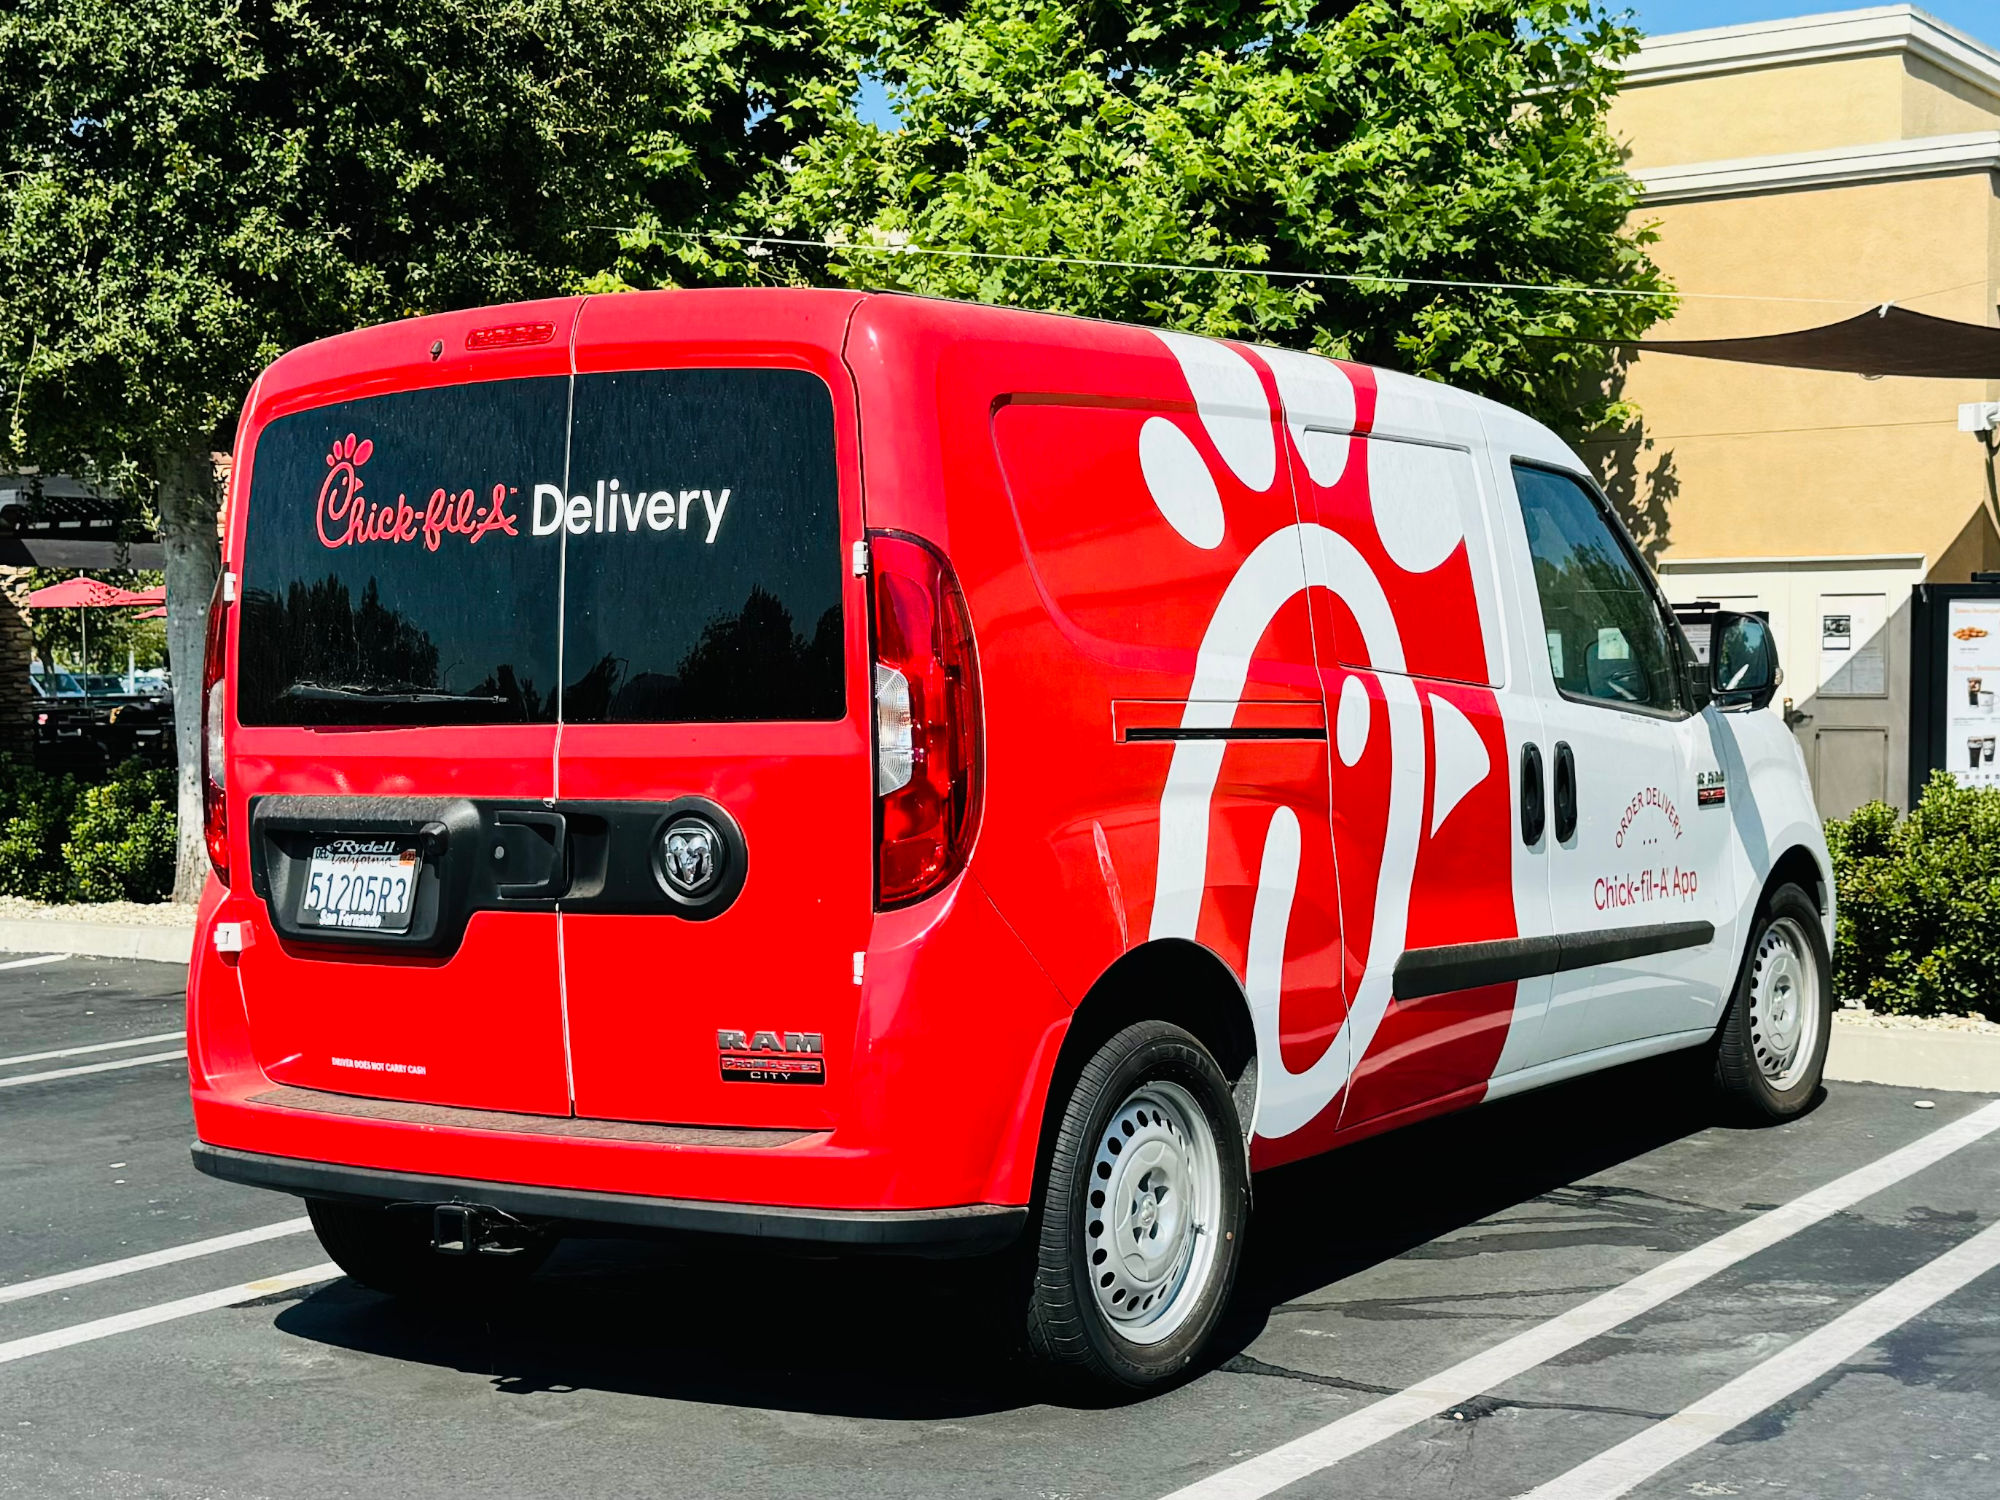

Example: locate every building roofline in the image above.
[1638,129,2000,203]
[1625,6,2000,102]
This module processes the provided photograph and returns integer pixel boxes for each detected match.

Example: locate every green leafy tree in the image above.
[749,0,1670,433]
[0,0,835,898]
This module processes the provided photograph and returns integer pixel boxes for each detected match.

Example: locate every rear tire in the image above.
[1713,884,1831,1122]
[306,1199,554,1300]
[1023,1021,1248,1390]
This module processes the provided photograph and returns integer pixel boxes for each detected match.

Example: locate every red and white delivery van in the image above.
[187,289,1831,1387]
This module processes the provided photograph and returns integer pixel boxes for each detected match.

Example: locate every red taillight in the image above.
[870,533,981,906]
[200,574,230,887]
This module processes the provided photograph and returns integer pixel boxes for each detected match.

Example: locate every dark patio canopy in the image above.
[1629,305,2000,380]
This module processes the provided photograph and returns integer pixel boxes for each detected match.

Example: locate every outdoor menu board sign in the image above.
[1944,598,2000,787]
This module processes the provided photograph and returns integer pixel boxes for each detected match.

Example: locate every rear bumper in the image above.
[187,873,1075,1225]
[192,1142,1028,1257]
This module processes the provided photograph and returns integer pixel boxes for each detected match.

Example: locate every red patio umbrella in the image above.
[22,575,157,675]
[22,577,151,609]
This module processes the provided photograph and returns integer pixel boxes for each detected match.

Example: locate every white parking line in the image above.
[1160,1096,2000,1500]
[0,1050,184,1089]
[0,1219,313,1307]
[0,953,71,972]
[0,1030,184,1069]
[0,1264,339,1368]
[1521,1215,2000,1499]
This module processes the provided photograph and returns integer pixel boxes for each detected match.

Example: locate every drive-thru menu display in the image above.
[1944,598,2000,787]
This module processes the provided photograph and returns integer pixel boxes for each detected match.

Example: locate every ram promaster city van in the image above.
[187,290,1830,1388]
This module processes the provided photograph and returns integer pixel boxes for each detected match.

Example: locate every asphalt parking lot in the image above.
[2,953,1997,1500]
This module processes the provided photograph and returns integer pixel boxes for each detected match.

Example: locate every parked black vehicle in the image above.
[30,670,174,771]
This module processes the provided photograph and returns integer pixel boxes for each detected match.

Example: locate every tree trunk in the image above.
[157,442,220,904]
[0,569,35,760]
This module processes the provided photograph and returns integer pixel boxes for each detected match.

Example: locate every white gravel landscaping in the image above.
[0,898,196,927]
[1835,1005,2000,1035]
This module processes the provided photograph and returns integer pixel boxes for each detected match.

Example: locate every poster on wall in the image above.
[1944,599,2000,787]
[1818,592,1887,697]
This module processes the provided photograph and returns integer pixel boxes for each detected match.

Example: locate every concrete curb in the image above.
[1827,1021,2000,1094]
[0,919,194,965]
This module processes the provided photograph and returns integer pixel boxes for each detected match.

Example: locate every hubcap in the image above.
[1084,1080,1222,1346]
[1749,916,1822,1091]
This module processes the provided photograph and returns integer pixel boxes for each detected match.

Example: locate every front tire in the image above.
[1024,1021,1249,1389]
[1714,883,1831,1121]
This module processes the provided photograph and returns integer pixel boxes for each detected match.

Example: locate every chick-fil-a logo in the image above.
[316,433,520,552]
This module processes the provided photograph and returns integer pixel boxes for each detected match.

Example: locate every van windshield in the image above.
[237,368,844,727]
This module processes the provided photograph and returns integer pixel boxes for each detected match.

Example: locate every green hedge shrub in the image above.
[0,759,82,900]
[65,764,177,902]
[1825,772,2000,1020]
[0,756,176,903]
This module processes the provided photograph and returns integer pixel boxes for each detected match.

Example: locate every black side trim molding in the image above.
[1559,920,1715,973]
[1122,726,1328,743]
[1393,920,1715,1003]
[190,1143,1027,1258]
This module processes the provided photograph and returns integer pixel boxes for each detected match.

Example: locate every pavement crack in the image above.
[1220,1354,1400,1396]
[1220,1355,1673,1423]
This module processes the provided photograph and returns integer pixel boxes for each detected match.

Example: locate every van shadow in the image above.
[272,1055,1769,1419]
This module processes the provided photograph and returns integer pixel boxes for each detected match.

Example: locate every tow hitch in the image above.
[429,1202,540,1258]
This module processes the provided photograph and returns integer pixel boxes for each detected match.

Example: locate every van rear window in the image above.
[237,368,844,727]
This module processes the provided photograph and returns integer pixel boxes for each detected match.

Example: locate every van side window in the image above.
[1510,464,1682,715]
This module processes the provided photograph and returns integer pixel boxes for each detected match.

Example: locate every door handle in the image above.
[493,810,569,899]
[1553,741,1577,843]
[1520,743,1545,846]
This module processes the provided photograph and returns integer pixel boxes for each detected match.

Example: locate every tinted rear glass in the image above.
[560,368,844,723]
[237,368,843,727]
[238,378,568,726]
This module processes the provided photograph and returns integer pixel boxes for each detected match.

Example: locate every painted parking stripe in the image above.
[0,953,70,972]
[1521,1215,2000,1499]
[0,1050,184,1089]
[0,1030,184,1069]
[0,1218,313,1307]
[0,1264,338,1368]
[1160,1096,2000,1500]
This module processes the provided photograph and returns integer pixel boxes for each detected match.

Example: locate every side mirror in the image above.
[1683,610,1780,712]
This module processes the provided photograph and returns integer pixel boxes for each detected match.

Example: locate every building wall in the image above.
[1613,55,1910,164]
[1598,7,2000,816]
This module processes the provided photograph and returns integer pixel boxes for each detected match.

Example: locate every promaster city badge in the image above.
[1697,769,1727,808]
[717,1028,826,1084]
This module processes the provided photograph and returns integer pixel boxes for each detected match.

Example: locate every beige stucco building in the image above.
[1598,4,2000,816]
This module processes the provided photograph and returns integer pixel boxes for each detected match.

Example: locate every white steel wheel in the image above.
[1022,1020,1249,1389]
[1083,1080,1222,1346]
[1714,883,1831,1122]
[1747,916,1822,1092]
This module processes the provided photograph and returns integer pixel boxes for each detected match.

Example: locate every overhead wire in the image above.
[595,226,1876,308]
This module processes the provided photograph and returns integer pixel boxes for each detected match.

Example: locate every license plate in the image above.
[300,840,421,932]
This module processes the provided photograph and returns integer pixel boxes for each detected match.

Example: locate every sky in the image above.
[1632,1,1995,47]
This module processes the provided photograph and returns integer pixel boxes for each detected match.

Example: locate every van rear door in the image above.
[229,311,578,1115]
[554,295,873,1129]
